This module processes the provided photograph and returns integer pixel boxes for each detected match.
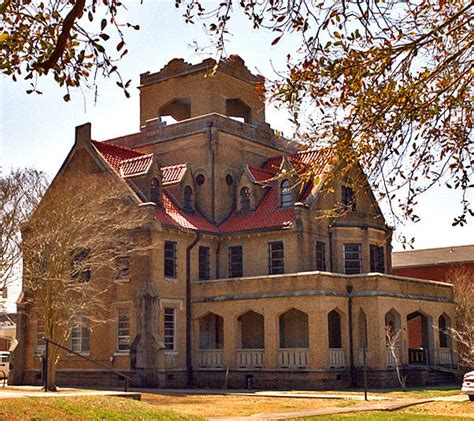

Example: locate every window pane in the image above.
[316,241,326,271]
[117,308,130,352]
[228,246,243,277]
[344,243,361,274]
[164,308,176,351]
[268,241,284,274]
[164,241,177,278]
[199,246,210,281]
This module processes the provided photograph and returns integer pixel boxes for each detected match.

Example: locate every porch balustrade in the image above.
[198,349,224,368]
[328,348,346,368]
[236,349,264,368]
[434,348,454,367]
[278,348,309,368]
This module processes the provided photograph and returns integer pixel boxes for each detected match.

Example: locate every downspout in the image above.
[207,120,216,222]
[346,284,355,387]
[186,232,200,387]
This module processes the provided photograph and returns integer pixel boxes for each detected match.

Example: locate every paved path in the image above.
[133,388,390,401]
[208,398,435,420]
[0,386,140,400]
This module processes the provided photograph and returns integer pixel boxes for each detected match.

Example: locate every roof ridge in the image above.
[120,153,153,164]
[92,140,143,157]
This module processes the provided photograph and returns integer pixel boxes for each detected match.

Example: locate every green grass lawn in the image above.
[0,396,202,420]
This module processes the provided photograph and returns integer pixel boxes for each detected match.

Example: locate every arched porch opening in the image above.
[407,311,433,365]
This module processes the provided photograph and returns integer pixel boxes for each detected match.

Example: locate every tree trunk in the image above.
[46,348,58,392]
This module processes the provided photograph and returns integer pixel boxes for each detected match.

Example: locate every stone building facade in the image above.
[12,56,456,389]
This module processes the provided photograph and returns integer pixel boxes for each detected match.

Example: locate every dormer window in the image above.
[280,180,292,208]
[150,178,160,204]
[184,185,193,213]
[240,187,251,212]
[342,185,356,211]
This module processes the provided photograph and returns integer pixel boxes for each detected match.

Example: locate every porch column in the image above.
[308,310,326,368]
[264,308,279,368]
[223,312,237,368]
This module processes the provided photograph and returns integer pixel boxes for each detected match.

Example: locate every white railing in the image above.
[236,349,264,368]
[198,349,224,368]
[386,347,401,367]
[435,348,453,366]
[329,348,346,368]
[278,349,309,368]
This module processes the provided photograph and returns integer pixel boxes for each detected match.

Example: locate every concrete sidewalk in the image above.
[133,388,390,401]
[0,386,140,400]
[208,398,435,420]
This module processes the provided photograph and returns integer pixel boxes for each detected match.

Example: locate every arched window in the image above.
[240,187,251,212]
[328,310,342,348]
[150,178,160,204]
[439,314,450,348]
[184,186,193,213]
[280,180,292,208]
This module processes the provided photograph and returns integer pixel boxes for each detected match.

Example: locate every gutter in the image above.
[186,232,200,386]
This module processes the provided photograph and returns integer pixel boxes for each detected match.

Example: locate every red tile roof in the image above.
[248,166,274,184]
[219,187,295,233]
[92,140,142,172]
[162,164,187,184]
[93,139,332,235]
[155,193,219,233]
[263,148,332,176]
[120,154,153,177]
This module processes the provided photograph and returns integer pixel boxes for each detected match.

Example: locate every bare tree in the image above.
[0,168,48,300]
[385,326,407,391]
[446,269,474,370]
[21,171,153,391]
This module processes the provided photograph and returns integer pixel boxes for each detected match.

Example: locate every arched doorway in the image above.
[407,311,433,365]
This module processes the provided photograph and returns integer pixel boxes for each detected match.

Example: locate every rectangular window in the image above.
[268,241,284,274]
[70,248,91,282]
[228,246,243,278]
[198,246,210,281]
[316,241,327,271]
[344,243,362,274]
[164,308,176,351]
[370,245,385,273]
[164,241,177,278]
[35,318,46,354]
[342,186,356,211]
[70,313,90,354]
[116,308,130,353]
[115,256,130,280]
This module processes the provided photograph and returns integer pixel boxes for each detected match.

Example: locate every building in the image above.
[12,56,457,389]
[392,245,474,282]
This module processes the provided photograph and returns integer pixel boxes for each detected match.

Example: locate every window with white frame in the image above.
[344,243,362,274]
[35,317,46,354]
[116,308,130,353]
[70,313,90,354]
[164,307,176,351]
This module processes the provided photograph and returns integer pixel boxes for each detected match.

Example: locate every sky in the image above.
[1,1,472,309]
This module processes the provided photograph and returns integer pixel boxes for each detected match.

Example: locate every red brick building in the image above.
[392,245,474,282]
